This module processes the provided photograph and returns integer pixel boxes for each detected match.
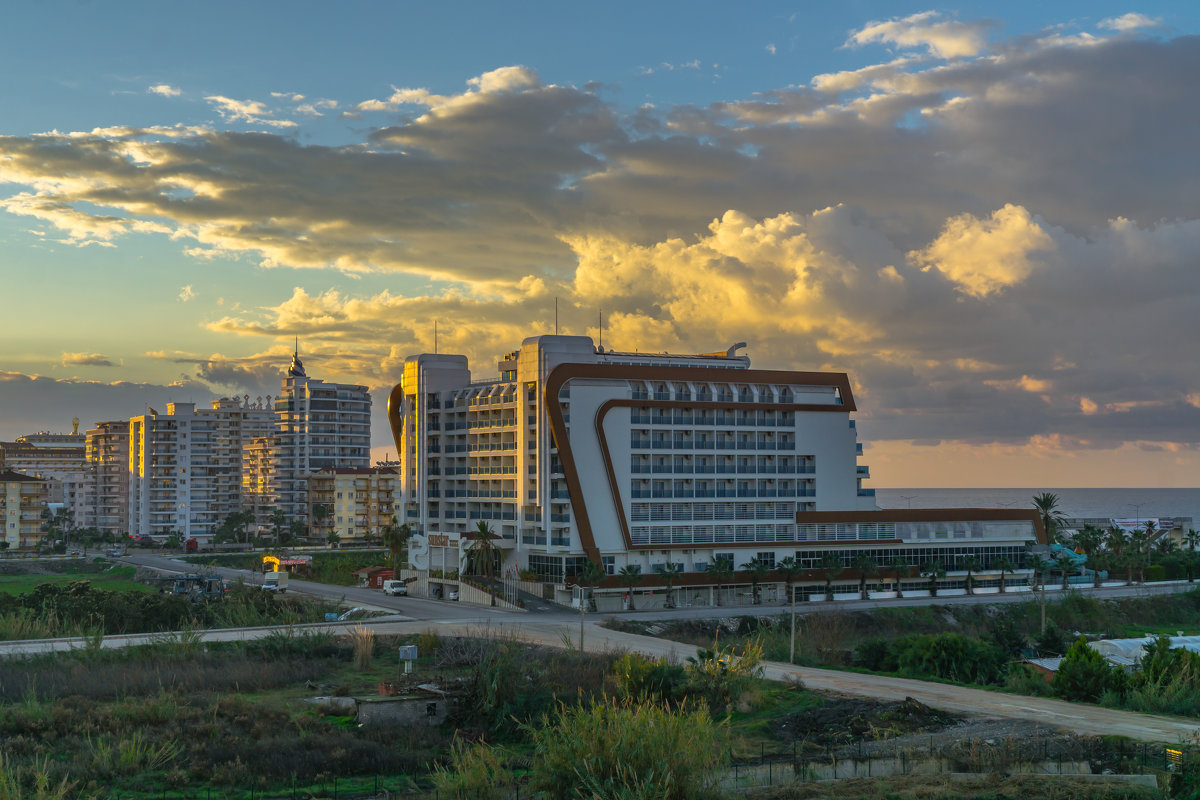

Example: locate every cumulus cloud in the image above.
[3,28,1200,458]
[178,285,195,302]
[61,352,115,367]
[148,84,181,97]
[848,11,993,58]
[909,204,1055,297]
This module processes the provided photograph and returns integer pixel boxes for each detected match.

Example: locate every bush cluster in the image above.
[854,632,1007,685]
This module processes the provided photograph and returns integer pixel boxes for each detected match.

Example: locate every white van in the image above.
[382,579,408,596]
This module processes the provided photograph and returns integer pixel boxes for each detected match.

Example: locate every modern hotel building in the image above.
[397,335,1046,594]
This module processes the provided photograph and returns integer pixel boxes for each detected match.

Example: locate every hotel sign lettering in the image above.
[429,534,457,547]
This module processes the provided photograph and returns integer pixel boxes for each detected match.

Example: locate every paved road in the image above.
[120,552,520,624]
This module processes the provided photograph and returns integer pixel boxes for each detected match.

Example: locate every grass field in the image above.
[0,564,153,595]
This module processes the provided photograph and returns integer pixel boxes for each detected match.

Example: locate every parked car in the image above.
[133,535,155,548]
[381,579,408,596]
[105,547,123,557]
[446,589,460,601]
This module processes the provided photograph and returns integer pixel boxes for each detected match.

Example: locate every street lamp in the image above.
[1128,503,1144,525]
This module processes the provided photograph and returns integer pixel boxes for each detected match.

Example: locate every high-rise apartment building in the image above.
[127,399,273,539]
[271,351,372,524]
[85,421,130,537]
[0,432,87,482]
[307,466,399,545]
[389,335,1044,592]
[1,470,49,550]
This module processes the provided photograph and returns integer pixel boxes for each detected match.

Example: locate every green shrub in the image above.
[1054,637,1122,702]
[1004,663,1053,696]
[431,740,513,800]
[852,638,896,672]
[1033,622,1068,656]
[892,633,1006,685]
[611,652,687,703]
[526,698,724,800]
[685,638,764,712]
[1144,564,1167,582]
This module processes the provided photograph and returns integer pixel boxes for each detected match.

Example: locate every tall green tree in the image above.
[818,551,843,601]
[1032,492,1067,543]
[995,557,1017,594]
[710,555,735,607]
[618,564,643,610]
[775,556,804,664]
[575,560,606,651]
[921,561,945,597]
[853,552,877,600]
[960,555,982,595]
[468,521,501,606]
[661,562,683,608]
[381,519,411,575]
[740,557,771,604]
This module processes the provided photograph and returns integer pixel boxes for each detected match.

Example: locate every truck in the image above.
[262,571,289,593]
[382,579,407,596]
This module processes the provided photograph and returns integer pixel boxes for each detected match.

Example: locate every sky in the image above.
[2,1,1199,488]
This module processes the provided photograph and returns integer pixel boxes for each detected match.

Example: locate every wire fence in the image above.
[102,739,1181,800]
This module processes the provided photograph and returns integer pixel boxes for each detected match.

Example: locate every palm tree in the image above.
[741,557,771,604]
[1027,554,1052,632]
[575,560,606,651]
[269,508,287,545]
[618,564,643,610]
[1187,529,1200,553]
[380,519,409,575]
[921,561,946,597]
[1032,492,1067,543]
[710,555,735,607]
[960,556,982,595]
[1089,551,1107,589]
[468,521,501,605]
[818,551,843,601]
[775,556,804,664]
[1129,528,1149,583]
[661,562,683,608]
[995,557,1017,594]
[852,553,877,600]
[1055,553,1074,591]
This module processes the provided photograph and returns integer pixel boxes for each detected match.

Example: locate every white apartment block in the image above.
[127,399,273,540]
[271,351,372,524]
[390,335,1044,591]
[1,470,49,550]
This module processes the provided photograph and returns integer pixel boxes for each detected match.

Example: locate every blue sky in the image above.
[2,2,1199,487]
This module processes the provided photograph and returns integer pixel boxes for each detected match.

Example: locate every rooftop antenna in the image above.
[598,308,603,351]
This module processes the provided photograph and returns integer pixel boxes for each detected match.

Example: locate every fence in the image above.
[100,738,1178,799]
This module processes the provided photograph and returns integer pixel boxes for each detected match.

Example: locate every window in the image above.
[602,556,615,575]
[715,551,734,564]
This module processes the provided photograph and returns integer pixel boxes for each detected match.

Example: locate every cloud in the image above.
[148,84,181,98]
[178,285,195,302]
[909,204,1056,297]
[0,370,218,440]
[204,95,298,128]
[848,11,993,58]
[61,352,115,368]
[3,29,1200,459]
[766,44,777,55]
[1099,13,1162,32]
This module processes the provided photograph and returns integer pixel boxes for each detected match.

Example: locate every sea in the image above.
[875,488,1200,528]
